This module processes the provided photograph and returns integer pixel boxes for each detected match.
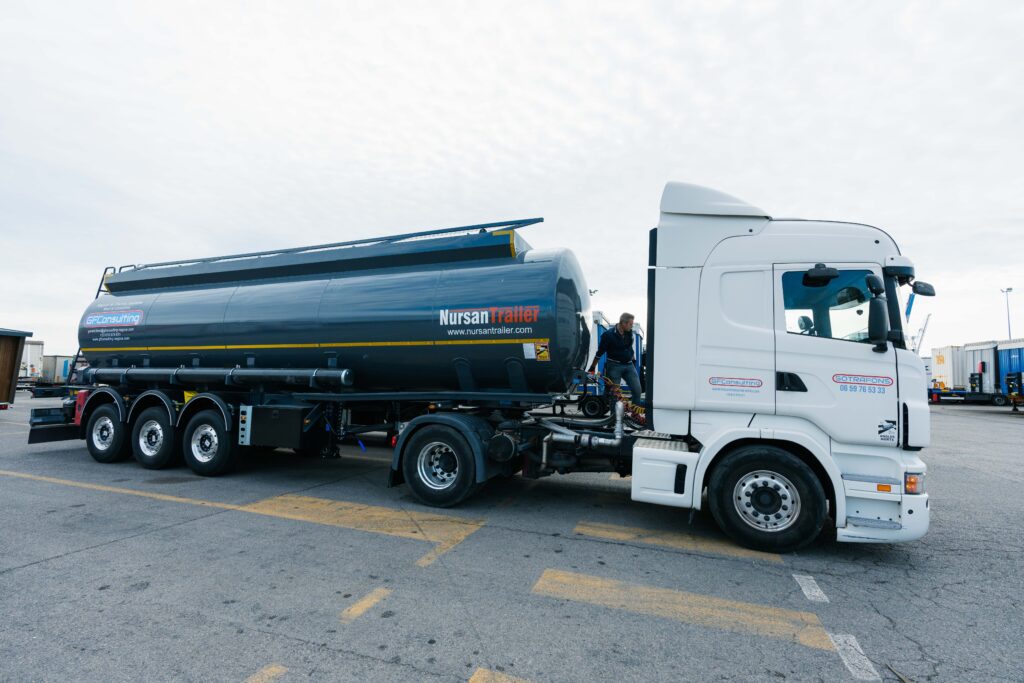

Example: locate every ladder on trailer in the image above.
[63,266,116,391]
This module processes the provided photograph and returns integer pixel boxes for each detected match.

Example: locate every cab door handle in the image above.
[776,372,808,392]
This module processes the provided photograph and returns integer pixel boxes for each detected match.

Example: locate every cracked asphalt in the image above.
[1,396,1021,682]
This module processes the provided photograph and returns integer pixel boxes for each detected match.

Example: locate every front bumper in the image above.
[836,492,929,543]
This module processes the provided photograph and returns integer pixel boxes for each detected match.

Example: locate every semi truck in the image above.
[25,183,935,552]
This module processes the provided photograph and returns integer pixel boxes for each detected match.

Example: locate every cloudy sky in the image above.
[2,1,1022,356]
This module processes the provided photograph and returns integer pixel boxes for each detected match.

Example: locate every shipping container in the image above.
[997,339,1024,394]
[930,345,965,389]
[963,341,999,394]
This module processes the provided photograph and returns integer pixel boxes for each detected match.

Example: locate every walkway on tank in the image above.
[1,396,1021,682]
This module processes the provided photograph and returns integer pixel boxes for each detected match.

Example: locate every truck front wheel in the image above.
[708,445,827,553]
[182,410,237,476]
[402,426,478,508]
[85,404,131,463]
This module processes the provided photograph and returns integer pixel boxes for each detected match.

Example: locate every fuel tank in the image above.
[79,225,592,394]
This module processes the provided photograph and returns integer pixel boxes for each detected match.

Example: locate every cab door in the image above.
[773,263,899,448]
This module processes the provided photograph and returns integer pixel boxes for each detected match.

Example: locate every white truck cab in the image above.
[634,183,932,551]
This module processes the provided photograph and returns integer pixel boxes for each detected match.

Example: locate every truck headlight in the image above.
[904,472,925,494]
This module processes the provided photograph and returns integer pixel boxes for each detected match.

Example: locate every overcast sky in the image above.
[2,1,1022,356]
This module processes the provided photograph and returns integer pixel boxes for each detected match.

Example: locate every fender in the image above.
[126,389,177,426]
[692,419,846,523]
[176,393,233,432]
[79,387,127,436]
[387,413,495,487]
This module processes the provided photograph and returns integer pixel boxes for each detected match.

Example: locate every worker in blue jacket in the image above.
[588,312,643,401]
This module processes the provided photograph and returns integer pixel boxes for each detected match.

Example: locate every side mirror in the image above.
[912,281,935,296]
[868,296,889,352]
[865,274,885,296]
[803,263,839,287]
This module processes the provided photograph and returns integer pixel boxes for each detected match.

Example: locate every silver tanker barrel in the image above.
[78,220,592,395]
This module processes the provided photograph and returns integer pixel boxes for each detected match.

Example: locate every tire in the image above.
[707,445,827,553]
[131,407,179,469]
[401,426,478,507]
[579,395,607,419]
[85,404,131,463]
[992,394,1009,407]
[182,409,237,476]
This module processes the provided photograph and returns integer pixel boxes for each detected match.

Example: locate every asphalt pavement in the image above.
[1,395,1021,682]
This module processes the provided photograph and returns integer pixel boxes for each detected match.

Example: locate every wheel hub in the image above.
[417,442,459,491]
[733,470,801,532]
[92,416,115,451]
[190,425,219,463]
[138,419,164,457]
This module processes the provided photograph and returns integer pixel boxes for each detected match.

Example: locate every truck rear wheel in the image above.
[85,404,131,463]
[131,407,178,469]
[402,426,478,508]
[182,410,237,476]
[708,445,827,553]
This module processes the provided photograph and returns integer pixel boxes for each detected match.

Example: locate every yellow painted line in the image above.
[468,668,532,683]
[339,587,392,623]
[0,472,482,567]
[609,473,631,480]
[0,470,241,510]
[244,663,287,683]
[81,338,550,353]
[574,520,782,564]
[531,569,833,651]
[236,494,484,566]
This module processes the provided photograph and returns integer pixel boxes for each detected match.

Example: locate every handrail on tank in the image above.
[121,217,544,272]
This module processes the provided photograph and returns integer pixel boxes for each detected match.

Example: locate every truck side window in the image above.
[782,269,873,343]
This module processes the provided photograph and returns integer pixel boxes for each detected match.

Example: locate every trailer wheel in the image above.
[707,445,827,553]
[85,404,131,463]
[131,407,178,469]
[182,409,237,476]
[402,426,477,507]
[992,394,1009,407]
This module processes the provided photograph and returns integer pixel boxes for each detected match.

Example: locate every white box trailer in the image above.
[20,340,44,379]
[931,345,965,389]
[40,355,74,385]
[929,341,1009,405]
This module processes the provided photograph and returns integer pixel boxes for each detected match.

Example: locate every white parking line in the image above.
[828,634,881,681]
[792,574,829,603]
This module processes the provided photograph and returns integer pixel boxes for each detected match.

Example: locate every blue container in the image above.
[998,343,1024,393]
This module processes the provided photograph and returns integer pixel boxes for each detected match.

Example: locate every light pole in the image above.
[1001,288,1014,339]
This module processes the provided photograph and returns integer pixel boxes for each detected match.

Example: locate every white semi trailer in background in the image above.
[28,182,935,552]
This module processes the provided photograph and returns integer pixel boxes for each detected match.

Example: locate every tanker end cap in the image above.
[660,182,770,218]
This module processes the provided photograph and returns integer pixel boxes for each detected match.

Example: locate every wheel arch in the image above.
[694,431,844,523]
[79,387,126,437]
[176,393,233,432]
[127,389,178,427]
[387,413,494,487]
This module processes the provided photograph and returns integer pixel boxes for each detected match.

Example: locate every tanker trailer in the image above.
[28,218,623,508]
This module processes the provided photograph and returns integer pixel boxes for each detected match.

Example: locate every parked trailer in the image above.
[929,342,1010,405]
[1,328,33,410]
[28,183,935,552]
